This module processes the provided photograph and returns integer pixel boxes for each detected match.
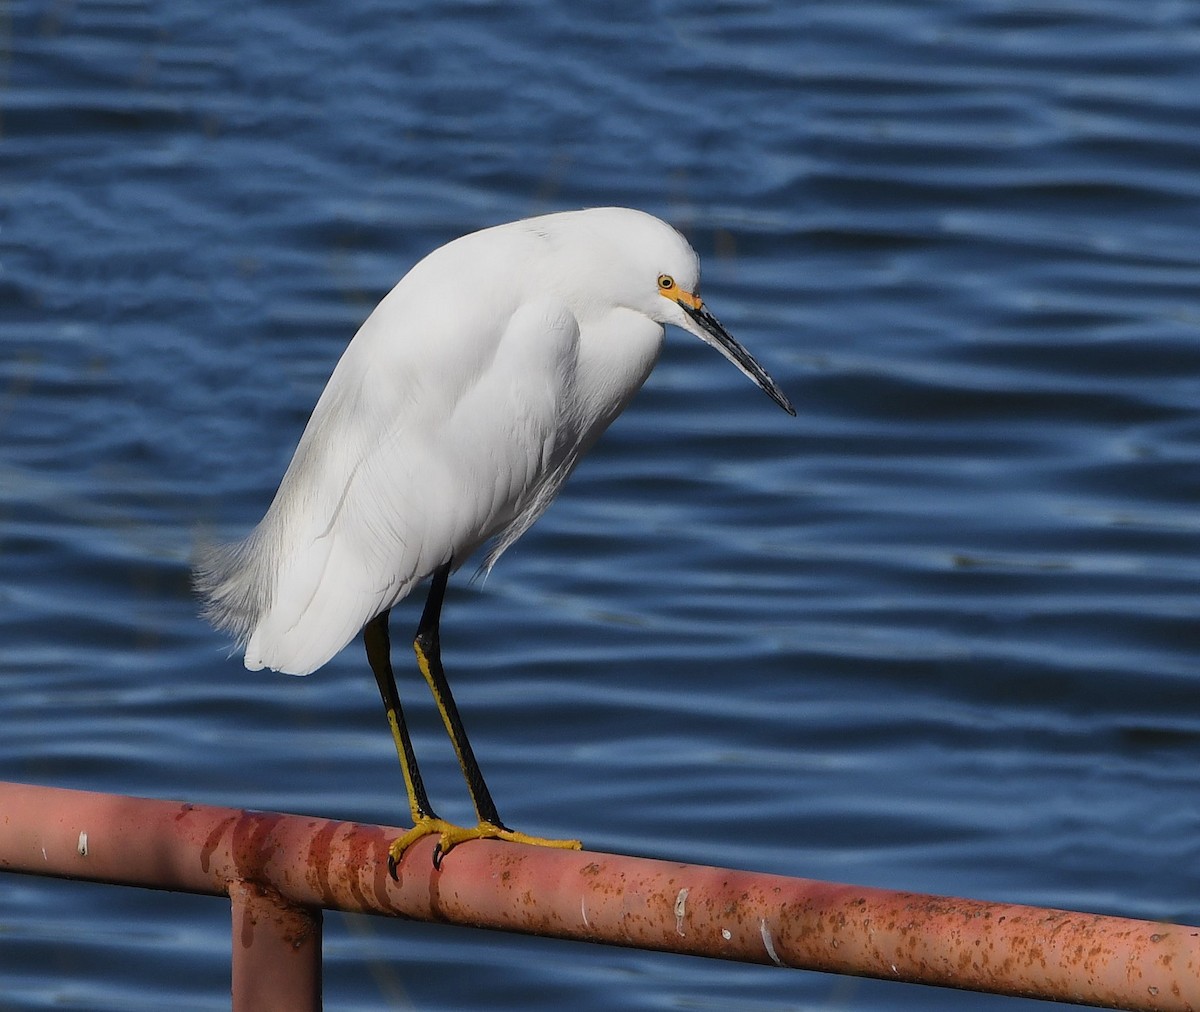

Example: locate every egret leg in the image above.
[367,607,486,876]
[365,611,447,875]
[413,561,503,826]
[385,560,581,870]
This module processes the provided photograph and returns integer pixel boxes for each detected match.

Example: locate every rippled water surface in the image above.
[4,2,1200,1009]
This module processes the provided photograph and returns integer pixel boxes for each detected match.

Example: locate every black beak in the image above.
[679,301,796,416]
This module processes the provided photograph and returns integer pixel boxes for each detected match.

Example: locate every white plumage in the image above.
[196,206,793,677]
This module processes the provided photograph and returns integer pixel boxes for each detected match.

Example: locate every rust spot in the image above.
[1026,945,1046,970]
[232,880,319,951]
[229,811,287,882]
[304,818,341,901]
[199,815,237,874]
[338,823,378,911]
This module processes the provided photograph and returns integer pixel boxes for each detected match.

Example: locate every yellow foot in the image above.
[387,816,581,875]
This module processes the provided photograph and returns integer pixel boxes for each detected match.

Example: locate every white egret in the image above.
[196,207,795,872]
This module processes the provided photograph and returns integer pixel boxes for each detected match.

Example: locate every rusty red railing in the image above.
[1,780,1196,1011]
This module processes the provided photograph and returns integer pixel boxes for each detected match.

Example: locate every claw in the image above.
[386,815,582,872]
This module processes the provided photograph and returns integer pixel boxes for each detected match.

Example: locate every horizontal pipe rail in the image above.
[0,780,1196,1010]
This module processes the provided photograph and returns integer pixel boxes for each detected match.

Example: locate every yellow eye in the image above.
[657,274,675,291]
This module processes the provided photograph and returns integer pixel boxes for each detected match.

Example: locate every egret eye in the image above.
[657,274,675,291]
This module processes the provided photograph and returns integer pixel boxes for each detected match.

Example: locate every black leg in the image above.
[365,609,437,824]
[413,560,507,829]
[376,564,581,870]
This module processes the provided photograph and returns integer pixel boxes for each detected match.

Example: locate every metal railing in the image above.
[1,780,1195,1011]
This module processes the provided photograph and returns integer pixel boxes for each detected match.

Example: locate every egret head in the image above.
[527,208,795,416]
[633,219,795,418]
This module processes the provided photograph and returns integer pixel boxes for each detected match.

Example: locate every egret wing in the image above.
[198,281,582,675]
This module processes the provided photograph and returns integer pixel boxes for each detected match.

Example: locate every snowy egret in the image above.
[196,207,795,871]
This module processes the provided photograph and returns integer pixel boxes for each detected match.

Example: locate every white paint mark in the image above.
[759,918,784,967]
[76,832,88,857]
[891,964,899,975]
[41,848,47,862]
[580,895,590,929]
[674,888,689,937]
[721,928,732,941]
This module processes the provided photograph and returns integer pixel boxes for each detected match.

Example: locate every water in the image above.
[3,1,1200,1008]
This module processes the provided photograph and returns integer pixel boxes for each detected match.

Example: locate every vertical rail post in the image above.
[229,879,322,1012]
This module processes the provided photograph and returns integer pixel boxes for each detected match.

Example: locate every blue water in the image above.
[4,1,1200,1008]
